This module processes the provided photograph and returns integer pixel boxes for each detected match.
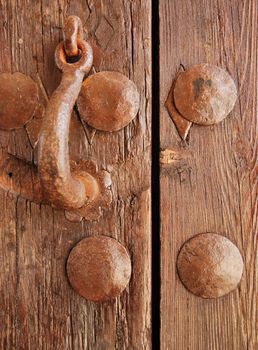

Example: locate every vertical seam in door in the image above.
[152,0,160,348]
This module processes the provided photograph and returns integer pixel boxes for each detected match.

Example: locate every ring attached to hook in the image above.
[55,39,93,74]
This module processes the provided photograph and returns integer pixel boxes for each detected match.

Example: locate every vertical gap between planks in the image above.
[152,0,160,348]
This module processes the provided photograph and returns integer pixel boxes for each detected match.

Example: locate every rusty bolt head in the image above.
[173,64,237,125]
[77,71,140,132]
[67,236,131,302]
[0,72,38,130]
[177,233,243,299]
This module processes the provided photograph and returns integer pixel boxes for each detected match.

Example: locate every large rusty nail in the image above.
[177,233,243,299]
[0,72,38,130]
[173,64,237,125]
[77,71,140,132]
[67,236,132,302]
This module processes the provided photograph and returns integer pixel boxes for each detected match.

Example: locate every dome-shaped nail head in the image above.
[0,72,38,130]
[173,64,237,125]
[67,235,132,302]
[77,71,140,132]
[177,233,243,299]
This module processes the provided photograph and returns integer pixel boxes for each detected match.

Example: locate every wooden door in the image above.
[160,1,257,349]
[1,1,257,349]
[0,1,151,349]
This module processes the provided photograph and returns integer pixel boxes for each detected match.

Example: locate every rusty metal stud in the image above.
[77,71,140,132]
[0,72,38,130]
[177,233,243,299]
[67,236,131,302]
[173,64,237,125]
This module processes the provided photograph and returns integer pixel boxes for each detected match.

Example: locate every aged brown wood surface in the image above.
[0,1,151,349]
[160,1,257,349]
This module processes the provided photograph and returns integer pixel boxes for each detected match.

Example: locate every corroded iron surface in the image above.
[68,159,112,221]
[0,72,38,130]
[63,16,84,58]
[0,16,112,221]
[38,33,94,209]
[0,150,42,203]
[165,81,192,140]
[173,64,237,125]
[0,151,111,220]
[77,71,140,132]
[177,233,243,299]
[67,236,132,302]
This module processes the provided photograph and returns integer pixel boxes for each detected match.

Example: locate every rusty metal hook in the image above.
[0,16,112,220]
[63,15,84,58]
[0,15,140,220]
[38,36,95,209]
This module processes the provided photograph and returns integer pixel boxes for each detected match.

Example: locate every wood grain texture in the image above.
[0,1,151,349]
[160,1,257,349]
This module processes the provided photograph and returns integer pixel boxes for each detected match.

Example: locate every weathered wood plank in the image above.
[0,1,151,349]
[160,1,257,349]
